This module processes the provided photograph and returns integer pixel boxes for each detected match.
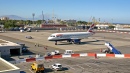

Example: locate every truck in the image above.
[27,28,31,32]
[17,43,28,52]
[47,50,60,56]
[51,63,63,71]
[31,62,45,73]
[102,42,121,54]
[64,50,74,55]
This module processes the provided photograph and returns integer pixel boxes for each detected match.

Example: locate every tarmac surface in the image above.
[0,30,130,73]
[0,60,13,71]
[0,30,130,53]
[15,57,130,73]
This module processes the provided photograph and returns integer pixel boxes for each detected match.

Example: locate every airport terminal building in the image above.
[0,39,22,58]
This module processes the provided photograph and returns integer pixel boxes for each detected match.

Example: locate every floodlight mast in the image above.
[32,13,35,24]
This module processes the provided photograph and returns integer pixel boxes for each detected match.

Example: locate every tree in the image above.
[77,21,88,25]
[36,20,42,24]
[109,25,115,29]
[60,21,66,25]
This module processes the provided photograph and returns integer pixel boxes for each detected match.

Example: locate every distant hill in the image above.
[0,14,51,20]
[0,15,25,20]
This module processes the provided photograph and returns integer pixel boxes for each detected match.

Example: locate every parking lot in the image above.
[15,56,130,73]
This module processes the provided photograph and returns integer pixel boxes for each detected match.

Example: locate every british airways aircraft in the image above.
[48,24,95,45]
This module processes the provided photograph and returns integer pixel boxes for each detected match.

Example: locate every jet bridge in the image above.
[104,42,121,54]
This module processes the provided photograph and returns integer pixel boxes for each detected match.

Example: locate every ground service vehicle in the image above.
[64,50,74,54]
[103,42,121,54]
[27,28,31,32]
[47,50,60,56]
[25,36,32,39]
[17,43,28,52]
[31,62,45,73]
[51,63,63,71]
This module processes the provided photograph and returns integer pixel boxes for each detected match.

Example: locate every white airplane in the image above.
[48,24,95,45]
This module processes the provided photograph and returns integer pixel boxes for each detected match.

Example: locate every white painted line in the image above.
[84,63,91,68]
[64,64,75,70]
[85,63,100,67]
[77,65,84,69]
[29,69,34,73]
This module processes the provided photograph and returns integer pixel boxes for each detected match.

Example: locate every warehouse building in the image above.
[0,39,22,58]
[0,57,20,73]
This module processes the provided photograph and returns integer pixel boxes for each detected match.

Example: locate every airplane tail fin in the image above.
[87,24,95,32]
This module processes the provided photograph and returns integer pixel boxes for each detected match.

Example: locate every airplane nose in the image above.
[48,37,53,41]
[48,37,51,41]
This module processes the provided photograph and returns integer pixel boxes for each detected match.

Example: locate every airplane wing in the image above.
[70,38,80,40]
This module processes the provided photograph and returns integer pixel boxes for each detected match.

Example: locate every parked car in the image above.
[51,63,63,71]
[25,36,32,39]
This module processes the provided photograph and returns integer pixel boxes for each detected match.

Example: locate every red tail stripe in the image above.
[90,24,95,28]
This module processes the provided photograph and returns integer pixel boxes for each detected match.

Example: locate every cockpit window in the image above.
[50,35,55,37]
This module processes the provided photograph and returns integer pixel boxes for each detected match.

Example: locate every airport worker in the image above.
[37,44,39,47]
[44,46,47,50]
[35,43,37,47]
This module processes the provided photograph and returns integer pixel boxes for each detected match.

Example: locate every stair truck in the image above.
[103,42,121,54]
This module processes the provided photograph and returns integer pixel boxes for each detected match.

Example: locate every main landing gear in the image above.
[55,41,57,45]
[67,40,72,44]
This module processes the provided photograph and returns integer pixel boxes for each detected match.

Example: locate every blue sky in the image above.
[0,0,130,23]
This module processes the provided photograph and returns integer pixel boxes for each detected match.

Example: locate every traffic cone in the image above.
[100,49,102,52]
[95,54,97,59]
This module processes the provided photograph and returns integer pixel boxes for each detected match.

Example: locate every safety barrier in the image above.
[44,53,130,60]
[71,54,80,57]
[80,53,88,56]
[96,30,129,34]
[44,56,53,59]
[26,58,36,62]
[62,54,71,58]
[52,55,62,59]
[106,54,115,57]
[36,57,44,61]
[97,53,106,57]
[59,29,130,34]
[115,54,124,58]
[124,54,130,58]
[87,53,96,57]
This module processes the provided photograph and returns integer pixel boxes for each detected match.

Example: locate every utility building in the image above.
[0,39,22,58]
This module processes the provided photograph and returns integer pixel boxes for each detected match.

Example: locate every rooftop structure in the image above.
[0,17,9,20]
[0,39,20,47]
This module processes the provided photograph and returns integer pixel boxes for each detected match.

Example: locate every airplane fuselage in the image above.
[48,32,94,41]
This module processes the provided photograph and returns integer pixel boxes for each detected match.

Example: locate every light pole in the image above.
[112,19,113,24]
[42,11,44,24]
[32,13,35,24]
